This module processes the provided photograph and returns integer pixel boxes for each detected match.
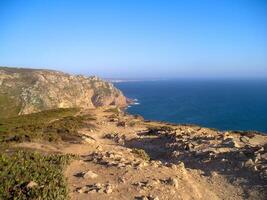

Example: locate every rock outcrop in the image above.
[0,67,127,116]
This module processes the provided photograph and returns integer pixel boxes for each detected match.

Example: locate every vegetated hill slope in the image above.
[0,67,127,117]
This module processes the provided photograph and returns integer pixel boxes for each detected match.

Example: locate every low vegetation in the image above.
[0,108,96,144]
[131,148,150,161]
[0,108,94,199]
[0,151,75,200]
[104,107,121,115]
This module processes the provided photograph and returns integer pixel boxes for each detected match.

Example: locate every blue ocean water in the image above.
[115,80,267,133]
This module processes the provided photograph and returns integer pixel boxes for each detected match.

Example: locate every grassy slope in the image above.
[0,108,96,199]
[0,151,75,200]
[0,108,96,144]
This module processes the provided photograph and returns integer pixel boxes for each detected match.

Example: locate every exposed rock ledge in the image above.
[0,67,127,116]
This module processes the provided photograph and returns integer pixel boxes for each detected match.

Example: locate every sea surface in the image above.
[115,79,267,133]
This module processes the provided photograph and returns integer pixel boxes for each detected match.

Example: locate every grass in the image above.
[0,108,96,144]
[0,94,21,118]
[0,108,96,199]
[104,107,121,115]
[131,148,150,161]
[0,151,75,200]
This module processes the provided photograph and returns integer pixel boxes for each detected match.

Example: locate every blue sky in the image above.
[0,0,266,78]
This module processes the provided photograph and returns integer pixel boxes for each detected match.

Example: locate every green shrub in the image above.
[0,151,75,200]
[0,108,96,143]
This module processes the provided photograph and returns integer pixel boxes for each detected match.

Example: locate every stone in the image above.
[140,196,149,200]
[26,181,38,188]
[166,163,177,170]
[240,136,249,143]
[223,138,240,148]
[83,170,98,179]
[104,187,113,194]
[117,121,127,127]
[261,153,267,160]
[0,67,127,115]
[222,132,234,140]
[167,177,178,188]
[184,143,194,151]
[76,186,88,193]
[244,159,254,168]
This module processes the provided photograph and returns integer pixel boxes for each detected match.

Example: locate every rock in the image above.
[167,177,178,188]
[211,171,218,177]
[222,132,234,140]
[76,186,88,193]
[261,153,267,160]
[83,170,98,179]
[166,163,177,170]
[104,185,113,194]
[117,121,127,127]
[184,143,194,151]
[0,67,127,115]
[223,138,240,148]
[26,181,38,188]
[82,135,96,143]
[118,177,126,183]
[244,159,254,168]
[260,169,267,180]
[140,196,149,200]
[104,132,118,139]
[148,195,160,200]
[240,136,249,143]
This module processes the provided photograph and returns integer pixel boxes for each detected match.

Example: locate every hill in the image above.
[0,66,127,117]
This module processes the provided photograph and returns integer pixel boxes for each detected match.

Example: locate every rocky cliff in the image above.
[0,67,127,117]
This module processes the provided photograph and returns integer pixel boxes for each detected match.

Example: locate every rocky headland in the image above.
[0,67,266,200]
[0,66,127,117]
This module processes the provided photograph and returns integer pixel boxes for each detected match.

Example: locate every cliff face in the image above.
[0,67,127,116]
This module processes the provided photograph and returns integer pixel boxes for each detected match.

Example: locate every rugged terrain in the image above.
[1,67,266,200]
[0,67,127,117]
[1,107,266,200]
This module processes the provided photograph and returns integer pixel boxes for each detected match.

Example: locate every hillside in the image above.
[1,107,266,200]
[0,66,127,117]
[0,67,266,200]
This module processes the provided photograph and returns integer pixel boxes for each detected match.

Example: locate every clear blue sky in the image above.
[0,0,266,78]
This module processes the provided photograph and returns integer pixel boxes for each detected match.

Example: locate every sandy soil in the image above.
[17,108,267,200]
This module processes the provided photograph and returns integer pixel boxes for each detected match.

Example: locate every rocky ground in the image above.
[16,108,267,200]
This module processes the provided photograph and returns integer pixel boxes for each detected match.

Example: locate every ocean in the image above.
[115,79,267,133]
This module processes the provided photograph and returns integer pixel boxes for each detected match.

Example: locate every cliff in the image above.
[0,67,127,117]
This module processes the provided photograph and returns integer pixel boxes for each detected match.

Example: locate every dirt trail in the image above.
[17,108,267,200]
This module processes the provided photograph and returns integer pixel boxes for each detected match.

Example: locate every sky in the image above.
[0,0,266,79]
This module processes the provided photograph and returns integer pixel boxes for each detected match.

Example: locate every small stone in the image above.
[223,138,240,148]
[167,177,178,188]
[26,181,38,188]
[244,159,254,168]
[118,177,126,183]
[76,186,88,193]
[104,187,113,194]
[211,171,218,177]
[83,171,98,179]
[184,143,194,151]
[141,196,149,200]
[166,163,177,170]
[261,153,267,160]
[240,136,249,143]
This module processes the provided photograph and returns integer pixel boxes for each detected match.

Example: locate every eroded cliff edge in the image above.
[0,67,127,117]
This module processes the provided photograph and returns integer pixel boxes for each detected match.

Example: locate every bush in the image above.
[0,108,96,143]
[0,151,75,200]
[131,148,150,161]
